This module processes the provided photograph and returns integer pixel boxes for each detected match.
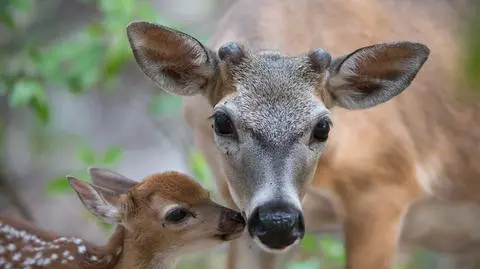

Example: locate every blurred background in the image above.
[0,1,479,269]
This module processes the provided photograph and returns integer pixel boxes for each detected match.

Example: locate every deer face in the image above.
[68,169,245,257]
[126,21,430,252]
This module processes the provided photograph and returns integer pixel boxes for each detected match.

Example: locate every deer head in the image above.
[126,21,430,252]
[68,168,245,267]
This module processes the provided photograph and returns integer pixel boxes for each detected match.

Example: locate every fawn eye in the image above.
[312,119,331,142]
[213,112,235,136]
[165,208,190,223]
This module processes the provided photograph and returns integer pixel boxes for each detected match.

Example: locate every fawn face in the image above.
[69,168,245,256]
[126,21,430,251]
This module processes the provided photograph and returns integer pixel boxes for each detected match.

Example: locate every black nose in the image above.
[228,210,246,225]
[247,201,305,250]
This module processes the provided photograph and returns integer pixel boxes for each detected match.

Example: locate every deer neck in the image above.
[114,231,175,269]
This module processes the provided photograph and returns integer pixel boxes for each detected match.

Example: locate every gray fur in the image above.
[213,51,330,218]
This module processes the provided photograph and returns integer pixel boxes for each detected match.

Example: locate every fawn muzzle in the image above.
[247,200,305,250]
[216,208,246,240]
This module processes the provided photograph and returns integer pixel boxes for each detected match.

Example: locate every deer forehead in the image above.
[135,172,210,205]
[218,53,329,143]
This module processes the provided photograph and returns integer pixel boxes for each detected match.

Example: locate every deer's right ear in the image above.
[126,21,218,96]
[88,167,137,194]
[67,176,123,224]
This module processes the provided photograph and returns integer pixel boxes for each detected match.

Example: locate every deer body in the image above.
[126,0,479,268]
[0,169,245,269]
[0,213,123,269]
[186,0,480,256]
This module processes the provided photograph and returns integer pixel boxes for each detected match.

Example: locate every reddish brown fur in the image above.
[133,172,210,205]
[0,170,245,269]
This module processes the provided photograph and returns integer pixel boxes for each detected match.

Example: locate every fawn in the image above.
[126,0,479,268]
[0,168,245,269]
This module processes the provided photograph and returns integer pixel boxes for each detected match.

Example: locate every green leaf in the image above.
[103,146,123,164]
[77,144,97,165]
[0,10,15,28]
[9,79,47,107]
[300,233,320,255]
[98,220,114,231]
[103,36,129,83]
[189,149,213,189]
[8,79,50,122]
[11,0,32,12]
[136,1,159,21]
[318,236,345,263]
[70,170,91,183]
[46,170,91,196]
[286,259,321,269]
[35,34,104,92]
[31,98,50,123]
[46,176,71,195]
[148,95,182,116]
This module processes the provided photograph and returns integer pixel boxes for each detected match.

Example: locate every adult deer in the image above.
[126,0,479,268]
[0,168,245,269]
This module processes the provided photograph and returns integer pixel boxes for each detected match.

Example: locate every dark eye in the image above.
[213,112,235,136]
[165,208,190,223]
[313,119,330,142]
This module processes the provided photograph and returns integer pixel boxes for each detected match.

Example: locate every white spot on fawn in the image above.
[6,244,15,251]
[12,253,22,261]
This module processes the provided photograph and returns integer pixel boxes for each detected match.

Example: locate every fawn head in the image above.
[68,168,245,257]
[126,21,430,252]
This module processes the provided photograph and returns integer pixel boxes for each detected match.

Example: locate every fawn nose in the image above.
[248,200,305,250]
[229,211,246,224]
[219,208,246,236]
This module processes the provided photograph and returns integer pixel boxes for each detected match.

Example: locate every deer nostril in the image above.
[230,211,246,225]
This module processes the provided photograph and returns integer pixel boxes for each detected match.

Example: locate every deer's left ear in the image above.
[326,41,430,109]
[127,21,219,96]
[68,176,124,224]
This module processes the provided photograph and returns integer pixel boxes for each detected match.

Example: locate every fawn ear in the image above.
[326,41,430,109]
[127,21,218,96]
[67,176,123,224]
[88,167,137,194]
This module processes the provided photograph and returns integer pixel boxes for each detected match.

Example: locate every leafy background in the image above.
[0,1,479,269]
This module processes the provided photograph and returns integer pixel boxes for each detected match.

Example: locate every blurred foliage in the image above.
[46,144,123,195]
[462,4,480,89]
[148,94,183,116]
[0,0,161,123]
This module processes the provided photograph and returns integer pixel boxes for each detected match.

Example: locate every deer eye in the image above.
[165,208,190,223]
[213,112,235,136]
[312,119,331,142]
